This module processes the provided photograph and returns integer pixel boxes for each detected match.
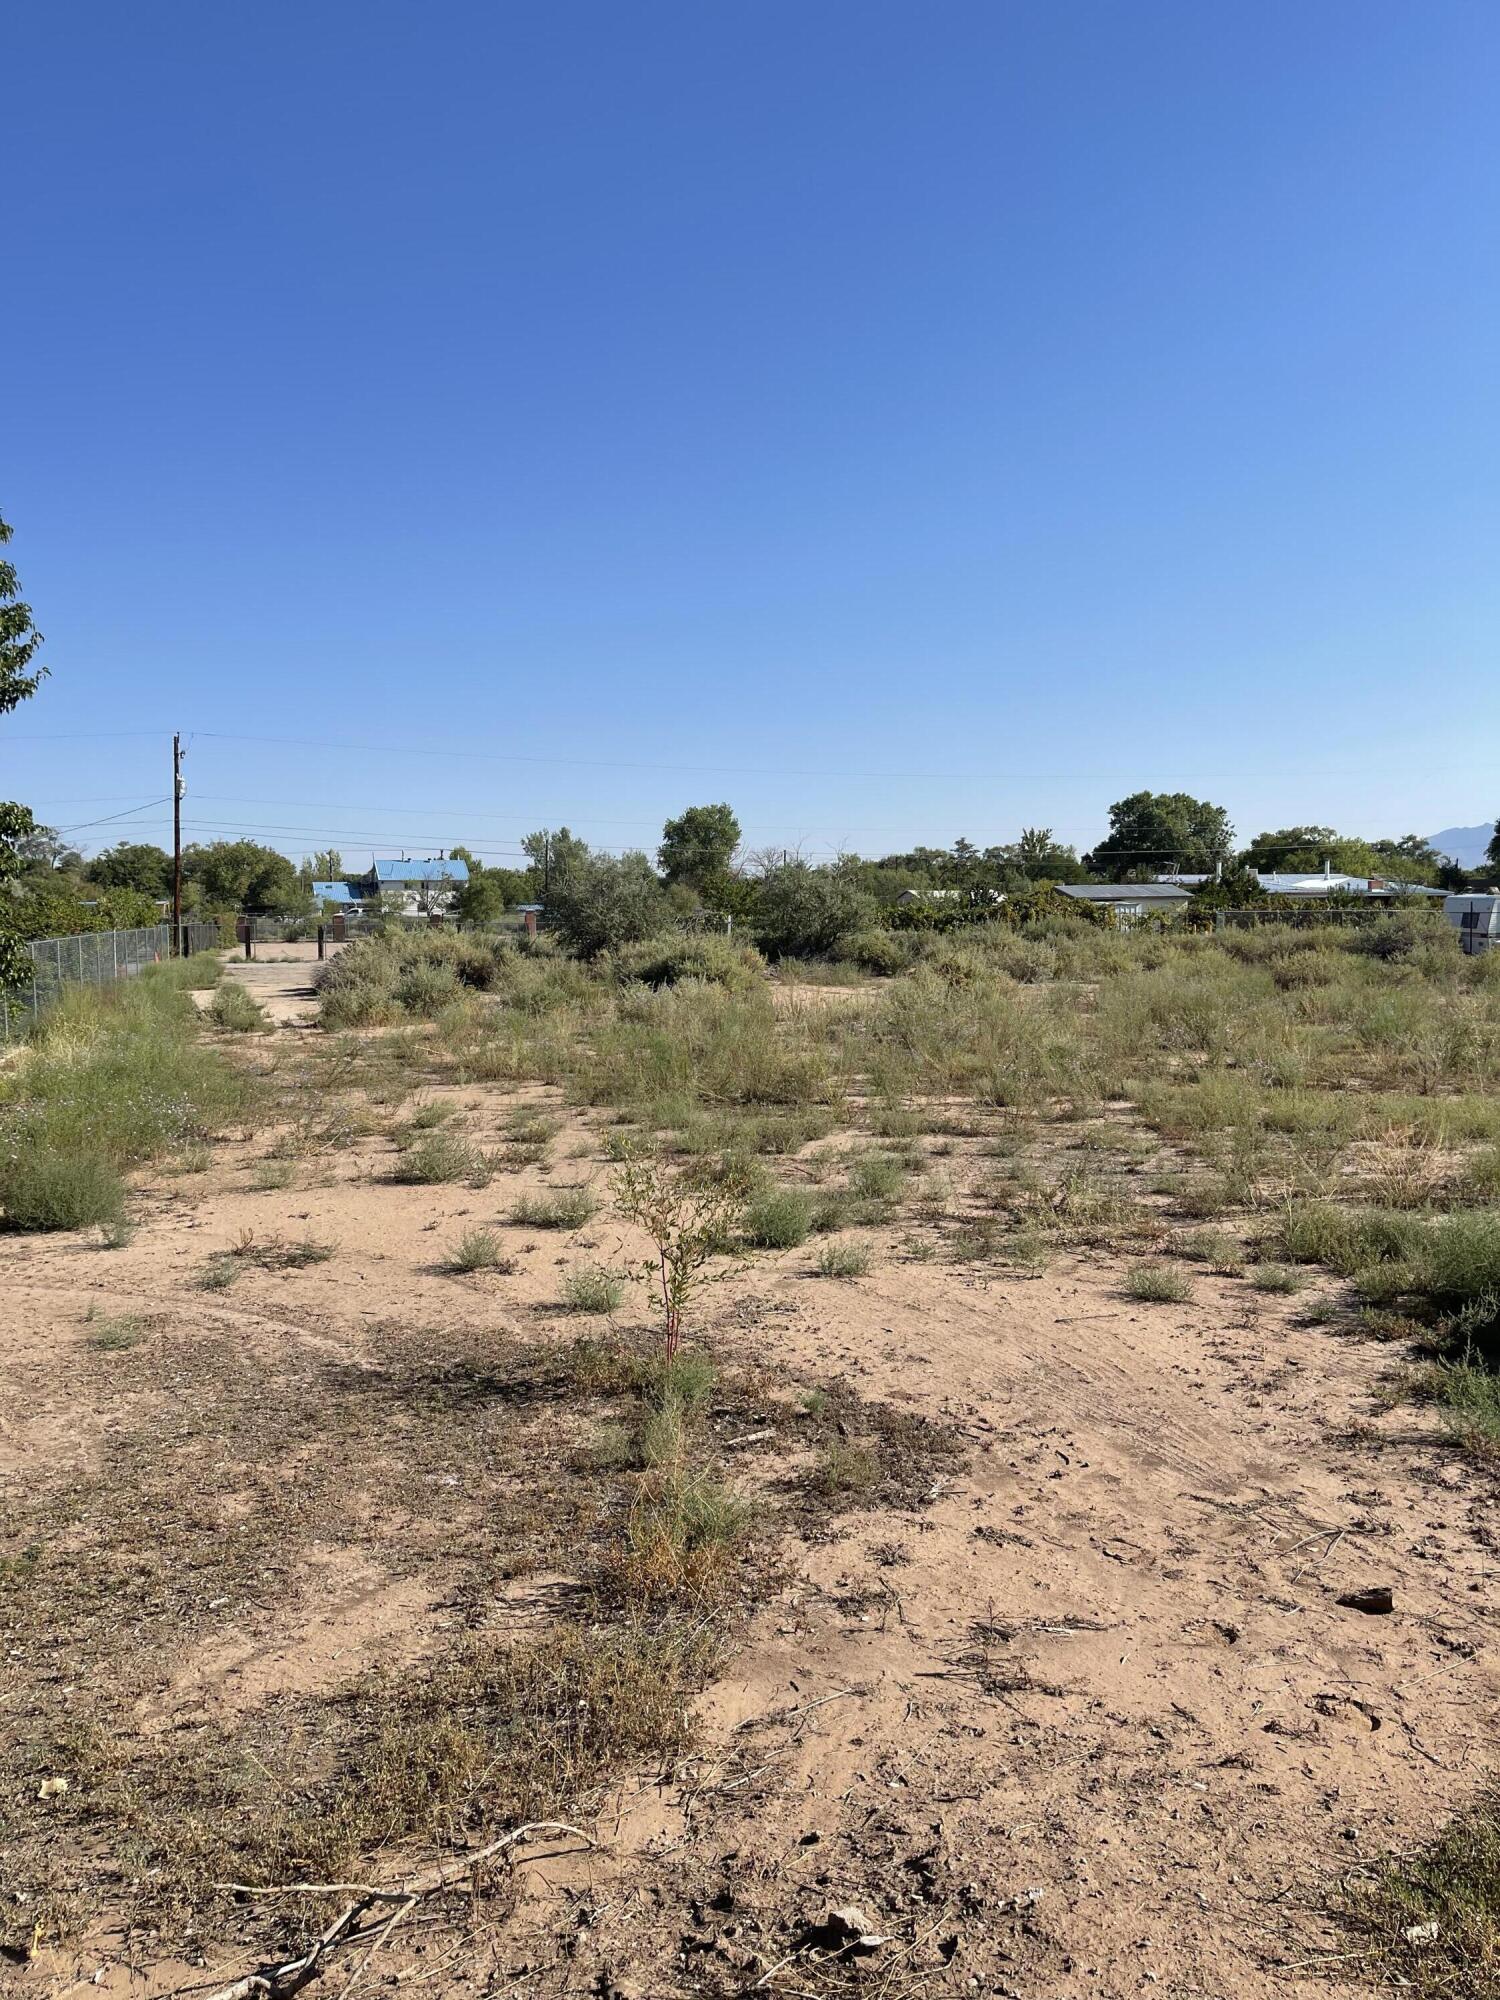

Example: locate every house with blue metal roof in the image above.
[313,855,468,918]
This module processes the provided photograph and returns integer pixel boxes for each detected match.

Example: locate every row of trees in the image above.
[3,499,1497,974]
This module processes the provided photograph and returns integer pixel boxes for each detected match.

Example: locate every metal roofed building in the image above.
[314,856,469,918]
[1056,882,1193,924]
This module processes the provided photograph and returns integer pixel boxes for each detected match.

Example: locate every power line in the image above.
[55,797,173,834]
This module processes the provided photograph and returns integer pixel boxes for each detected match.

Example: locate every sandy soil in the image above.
[195,940,335,1023]
[6,987,1497,1999]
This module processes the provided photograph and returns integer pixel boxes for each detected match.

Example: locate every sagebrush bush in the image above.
[833,928,915,976]
[445,1227,510,1272]
[607,935,766,992]
[816,1239,872,1279]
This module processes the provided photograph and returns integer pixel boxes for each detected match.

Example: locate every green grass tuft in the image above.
[512,1186,599,1230]
[562,1264,626,1313]
[743,1186,813,1249]
[1125,1263,1193,1304]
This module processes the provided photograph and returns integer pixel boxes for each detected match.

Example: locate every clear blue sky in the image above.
[6,0,1499,868]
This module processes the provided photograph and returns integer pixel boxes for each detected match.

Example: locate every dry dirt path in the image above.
[198,936,340,1024]
[197,940,340,1025]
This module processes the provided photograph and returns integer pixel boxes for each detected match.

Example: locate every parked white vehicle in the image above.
[1444,894,1500,954]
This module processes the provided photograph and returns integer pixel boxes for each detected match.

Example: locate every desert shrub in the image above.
[816,1240,872,1279]
[512,1185,599,1229]
[857,969,1098,1112]
[1339,1791,1500,1999]
[847,1152,907,1204]
[615,1468,751,1606]
[1251,1263,1306,1294]
[608,934,766,992]
[1419,1358,1500,1461]
[1347,913,1449,963]
[743,1185,814,1248]
[393,959,462,1017]
[833,928,915,976]
[561,1263,626,1313]
[578,984,836,1112]
[148,950,224,992]
[812,1438,880,1495]
[751,862,876,959]
[84,1310,145,1351]
[445,1227,510,1273]
[208,982,268,1033]
[1125,1263,1193,1304]
[391,1131,488,1185]
[546,853,669,958]
[2,1153,126,1232]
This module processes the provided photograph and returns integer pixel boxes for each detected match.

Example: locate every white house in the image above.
[312,855,469,919]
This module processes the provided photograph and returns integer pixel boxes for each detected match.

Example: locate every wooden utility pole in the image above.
[172,732,184,955]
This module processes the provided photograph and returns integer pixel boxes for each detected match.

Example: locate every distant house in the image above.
[1156,869,1445,902]
[312,855,469,919]
[894,887,1005,908]
[1056,882,1194,923]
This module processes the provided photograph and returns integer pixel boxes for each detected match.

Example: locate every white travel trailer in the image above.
[1444,894,1500,955]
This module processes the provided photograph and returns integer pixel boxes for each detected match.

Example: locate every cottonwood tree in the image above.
[182,840,306,914]
[658,802,741,892]
[87,842,174,898]
[522,826,589,893]
[1085,792,1233,879]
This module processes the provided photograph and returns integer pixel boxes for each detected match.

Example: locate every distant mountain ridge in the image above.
[1429,823,1496,870]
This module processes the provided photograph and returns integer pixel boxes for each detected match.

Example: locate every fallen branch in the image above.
[203,1822,595,2000]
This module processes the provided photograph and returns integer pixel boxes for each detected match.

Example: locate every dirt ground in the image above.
[193,940,330,1024]
[6,955,1498,2000]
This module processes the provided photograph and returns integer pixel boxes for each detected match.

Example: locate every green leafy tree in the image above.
[522,826,590,895]
[658,802,741,893]
[1486,819,1500,874]
[448,845,529,923]
[986,827,1087,886]
[1190,864,1269,911]
[88,842,173,898]
[0,509,46,715]
[183,839,306,914]
[313,849,344,879]
[0,510,49,988]
[545,851,667,956]
[1085,792,1233,880]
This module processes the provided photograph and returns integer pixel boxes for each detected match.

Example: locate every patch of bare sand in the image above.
[136,1547,440,1727]
[7,1074,1497,1999]
[496,1259,1499,1998]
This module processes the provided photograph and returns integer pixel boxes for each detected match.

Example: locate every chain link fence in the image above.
[1,923,223,1042]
